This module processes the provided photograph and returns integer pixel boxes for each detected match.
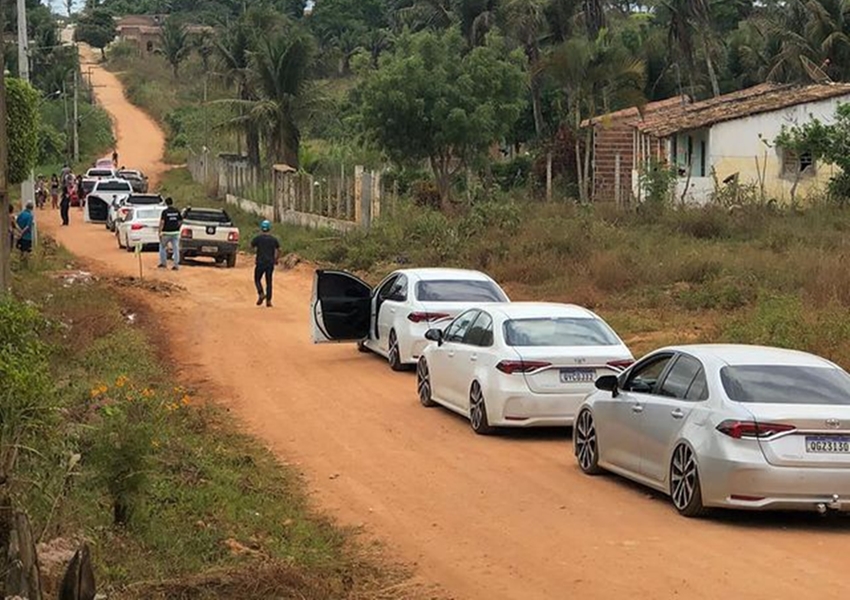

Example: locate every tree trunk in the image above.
[246,123,261,168]
[702,36,720,98]
[527,45,544,138]
[0,0,10,296]
[582,128,593,202]
[5,511,42,600]
[429,155,452,211]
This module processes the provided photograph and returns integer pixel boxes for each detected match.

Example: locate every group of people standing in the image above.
[35,164,84,227]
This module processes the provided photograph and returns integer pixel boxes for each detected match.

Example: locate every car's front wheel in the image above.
[387,330,404,371]
[469,382,495,435]
[417,359,436,407]
[670,443,707,518]
[575,409,603,475]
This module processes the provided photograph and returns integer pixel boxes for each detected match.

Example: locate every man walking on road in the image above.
[60,188,71,226]
[158,197,183,270]
[251,220,280,308]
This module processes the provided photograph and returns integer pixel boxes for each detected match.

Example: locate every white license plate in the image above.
[201,246,217,253]
[805,436,850,454]
[559,368,595,383]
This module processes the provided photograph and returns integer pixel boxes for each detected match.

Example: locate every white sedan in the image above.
[574,344,850,516]
[115,206,163,251]
[416,303,633,434]
[311,268,509,370]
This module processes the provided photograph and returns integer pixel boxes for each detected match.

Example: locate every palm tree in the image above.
[547,34,646,201]
[248,33,317,169]
[503,0,549,137]
[194,30,216,72]
[659,0,720,97]
[159,17,191,78]
[215,24,261,168]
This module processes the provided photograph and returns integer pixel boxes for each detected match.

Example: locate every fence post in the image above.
[371,170,381,221]
[361,171,372,229]
[615,153,621,206]
[354,166,364,225]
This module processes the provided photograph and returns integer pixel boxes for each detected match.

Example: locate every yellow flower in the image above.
[141,388,155,399]
[181,394,192,406]
[90,383,109,398]
[115,375,129,388]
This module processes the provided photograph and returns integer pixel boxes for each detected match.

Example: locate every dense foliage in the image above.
[5,78,40,185]
[74,8,117,58]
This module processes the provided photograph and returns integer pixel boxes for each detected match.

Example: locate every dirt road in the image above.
[40,49,850,600]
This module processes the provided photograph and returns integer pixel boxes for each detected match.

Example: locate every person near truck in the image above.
[251,219,280,308]
[158,197,183,270]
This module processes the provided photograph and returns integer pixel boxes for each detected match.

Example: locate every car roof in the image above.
[659,344,834,368]
[490,302,599,320]
[395,268,492,281]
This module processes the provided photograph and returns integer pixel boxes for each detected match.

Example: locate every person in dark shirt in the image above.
[158,197,183,270]
[251,220,281,307]
[60,187,71,226]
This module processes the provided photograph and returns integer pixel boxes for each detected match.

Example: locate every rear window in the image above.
[721,365,850,405]
[96,182,132,192]
[184,209,231,223]
[88,170,113,178]
[415,280,506,302]
[127,195,163,205]
[504,317,621,347]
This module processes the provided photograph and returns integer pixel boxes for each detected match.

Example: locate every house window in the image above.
[781,149,816,178]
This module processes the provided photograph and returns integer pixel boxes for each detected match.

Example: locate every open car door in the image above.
[311,270,372,343]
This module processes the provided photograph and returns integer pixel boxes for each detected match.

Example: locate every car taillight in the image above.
[131,223,143,230]
[227,231,239,242]
[716,420,796,439]
[607,359,634,370]
[496,360,552,374]
[181,229,192,239]
[407,312,450,323]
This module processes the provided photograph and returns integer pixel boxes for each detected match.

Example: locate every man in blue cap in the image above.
[251,219,280,307]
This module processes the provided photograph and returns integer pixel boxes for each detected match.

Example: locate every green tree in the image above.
[159,16,191,78]
[546,33,645,201]
[74,8,116,59]
[248,32,317,169]
[360,28,527,206]
[6,78,40,186]
[502,0,548,137]
[215,23,261,167]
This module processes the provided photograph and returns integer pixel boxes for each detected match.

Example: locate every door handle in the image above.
[390,308,396,313]
[631,404,644,413]
[671,408,685,419]
[470,354,477,362]
[447,351,455,358]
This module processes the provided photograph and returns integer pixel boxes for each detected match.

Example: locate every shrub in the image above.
[492,154,533,190]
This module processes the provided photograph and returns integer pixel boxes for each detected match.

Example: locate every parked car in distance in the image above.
[85,167,116,180]
[108,191,165,231]
[117,169,148,193]
[115,206,163,252]
[86,178,133,225]
[417,302,633,434]
[179,207,240,267]
[95,158,115,169]
[311,268,510,371]
[574,344,850,517]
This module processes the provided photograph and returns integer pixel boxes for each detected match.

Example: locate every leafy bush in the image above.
[492,155,533,190]
[6,78,41,184]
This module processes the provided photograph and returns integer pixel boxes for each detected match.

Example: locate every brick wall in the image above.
[592,121,634,202]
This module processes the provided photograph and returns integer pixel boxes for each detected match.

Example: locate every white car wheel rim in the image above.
[576,411,597,471]
[470,386,484,430]
[417,360,430,403]
[671,444,697,510]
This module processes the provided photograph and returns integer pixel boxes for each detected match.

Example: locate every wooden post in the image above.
[354,166,364,225]
[371,171,381,221]
[546,150,553,202]
[5,511,43,600]
[615,153,621,206]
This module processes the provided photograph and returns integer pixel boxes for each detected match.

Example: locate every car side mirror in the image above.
[595,375,619,397]
[425,328,444,345]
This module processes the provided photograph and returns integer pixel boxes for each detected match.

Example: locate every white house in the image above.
[589,82,850,204]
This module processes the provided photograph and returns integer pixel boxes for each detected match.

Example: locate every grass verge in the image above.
[6,241,414,599]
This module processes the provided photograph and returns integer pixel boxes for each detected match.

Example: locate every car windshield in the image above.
[415,280,506,302]
[721,365,850,405]
[504,317,621,347]
[97,182,131,192]
[184,209,231,223]
[127,195,163,204]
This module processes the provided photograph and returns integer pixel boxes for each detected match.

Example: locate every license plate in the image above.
[805,436,850,454]
[559,368,595,383]
[201,246,217,253]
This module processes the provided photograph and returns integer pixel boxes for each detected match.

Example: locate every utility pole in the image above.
[16,0,34,207]
[0,0,11,293]
[73,58,80,163]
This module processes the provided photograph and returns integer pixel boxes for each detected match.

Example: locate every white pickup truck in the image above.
[179,207,240,268]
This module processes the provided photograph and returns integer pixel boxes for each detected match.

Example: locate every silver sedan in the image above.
[574,344,850,517]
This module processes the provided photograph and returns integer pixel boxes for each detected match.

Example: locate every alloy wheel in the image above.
[417,359,435,407]
[469,383,494,435]
[388,331,403,371]
[671,444,699,512]
[575,410,601,474]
